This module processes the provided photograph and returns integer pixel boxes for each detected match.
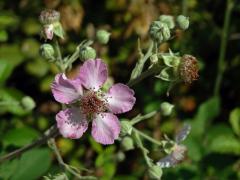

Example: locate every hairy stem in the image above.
[214,0,234,96]
[130,111,157,125]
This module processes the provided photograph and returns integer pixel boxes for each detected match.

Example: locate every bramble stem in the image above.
[0,125,58,163]
[130,111,157,125]
[133,128,162,147]
[214,0,234,96]
[48,138,96,180]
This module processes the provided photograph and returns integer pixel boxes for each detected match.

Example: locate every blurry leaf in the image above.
[229,108,240,136]
[205,124,240,155]
[191,96,220,137]
[3,127,40,147]
[102,162,116,180]
[40,75,54,92]
[11,148,52,180]
[0,159,19,179]
[0,88,27,116]
[25,58,49,77]
[0,12,19,28]
[89,137,103,153]
[154,80,169,95]
[21,18,41,35]
[0,29,8,42]
[184,135,203,161]
[0,59,13,85]
[21,39,40,58]
[0,45,24,67]
[144,101,159,113]
[57,138,74,155]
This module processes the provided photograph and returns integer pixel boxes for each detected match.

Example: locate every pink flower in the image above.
[51,59,136,144]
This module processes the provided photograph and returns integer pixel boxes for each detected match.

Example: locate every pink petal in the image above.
[79,59,108,91]
[91,113,120,145]
[44,24,54,40]
[51,73,83,104]
[106,83,136,114]
[56,107,88,139]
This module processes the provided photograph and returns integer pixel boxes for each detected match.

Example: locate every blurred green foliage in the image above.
[0,0,240,179]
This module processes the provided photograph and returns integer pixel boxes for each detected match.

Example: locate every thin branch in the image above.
[0,125,59,163]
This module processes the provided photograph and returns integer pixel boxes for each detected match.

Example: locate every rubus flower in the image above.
[51,59,136,144]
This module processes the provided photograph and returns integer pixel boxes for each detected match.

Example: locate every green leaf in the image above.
[205,124,240,155]
[229,108,240,136]
[3,127,40,147]
[0,45,24,68]
[0,88,31,116]
[0,159,19,179]
[0,29,8,42]
[0,12,19,28]
[155,67,176,81]
[11,148,52,180]
[191,96,220,137]
[25,58,49,77]
[0,59,13,86]
[53,22,64,39]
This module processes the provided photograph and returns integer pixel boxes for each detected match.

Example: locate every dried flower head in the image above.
[39,9,60,25]
[179,55,199,83]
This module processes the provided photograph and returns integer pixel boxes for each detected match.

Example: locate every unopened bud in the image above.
[176,15,189,30]
[159,15,175,29]
[96,30,111,44]
[120,120,133,136]
[148,165,162,179]
[79,46,96,61]
[160,102,174,116]
[40,43,55,60]
[21,96,36,111]
[149,21,170,43]
[121,137,134,151]
[39,9,60,25]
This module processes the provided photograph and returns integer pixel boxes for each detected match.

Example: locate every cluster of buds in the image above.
[149,15,189,44]
[39,9,64,40]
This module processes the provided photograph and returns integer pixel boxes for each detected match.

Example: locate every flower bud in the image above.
[160,102,174,116]
[79,46,96,61]
[40,43,55,60]
[41,24,54,40]
[39,9,60,25]
[20,96,36,111]
[121,136,134,151]
[96,30,111,44]
[120,120,133,136]
[159,15,175,29]
[148,165,162,179]
[176,15,189,30]
[149,21,170,43]
[179,54,199,83]
[150,54,158,64]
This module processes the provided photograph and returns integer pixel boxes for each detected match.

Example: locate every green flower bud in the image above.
[150,54,159,64]
[120,120,133,136]
[39,9,60,25]
[159,15,175,29]
[20,96,36,111]
[160,102,174,116]
[149,21,170,43]
[79,46,96,61]
[121,136,134,151]
[40,43,55,60]
[116,151,125,162]
[176,15,189,30]
[96,30,111,44]
[148,165,162,179]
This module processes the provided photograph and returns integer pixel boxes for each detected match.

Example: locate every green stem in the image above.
[133,128,162,146]
[214,0,234,96]
[54,39,65,72]
[127,66,159,87]
[130,111,157,125]
[48,138,96,180]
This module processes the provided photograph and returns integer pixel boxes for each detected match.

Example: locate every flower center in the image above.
[80,91,107,117]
